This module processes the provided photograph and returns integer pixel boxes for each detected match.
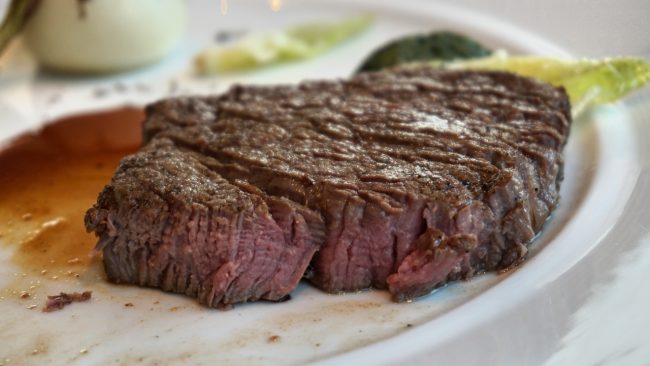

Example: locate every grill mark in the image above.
[149,69,567,260]
[168,88,560,209]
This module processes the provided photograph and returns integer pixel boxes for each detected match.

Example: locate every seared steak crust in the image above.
[86,66,571,307]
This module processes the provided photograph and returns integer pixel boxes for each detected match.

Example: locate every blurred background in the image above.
[0,0,647,145]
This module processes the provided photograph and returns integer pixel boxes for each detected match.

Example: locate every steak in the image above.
[85,66,571,308]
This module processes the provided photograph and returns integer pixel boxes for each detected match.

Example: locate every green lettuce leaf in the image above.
[195,15,373,74]
[442,54,650,116]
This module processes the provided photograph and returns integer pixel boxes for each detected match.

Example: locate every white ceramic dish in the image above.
[0,1,649,365]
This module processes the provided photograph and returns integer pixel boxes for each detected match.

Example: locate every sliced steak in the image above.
[85,139,322,308]
[86,66,571,307]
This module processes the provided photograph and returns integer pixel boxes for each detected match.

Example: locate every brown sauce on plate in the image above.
[0,108,142,299]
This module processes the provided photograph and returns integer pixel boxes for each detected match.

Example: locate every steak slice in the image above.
[86,66,571,307]
[84,139,322,308]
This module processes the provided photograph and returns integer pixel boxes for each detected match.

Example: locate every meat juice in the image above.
[0,109,142,302]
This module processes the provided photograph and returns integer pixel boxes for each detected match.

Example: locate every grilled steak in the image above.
[85,66,571,307]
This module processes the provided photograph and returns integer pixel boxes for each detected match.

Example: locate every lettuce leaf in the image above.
[443,54,650,116]
[195,15,373,74]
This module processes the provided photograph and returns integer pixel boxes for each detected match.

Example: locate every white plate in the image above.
[1,1,649,365]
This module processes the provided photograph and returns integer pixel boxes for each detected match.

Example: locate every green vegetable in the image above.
[195,15,373,74]
[0,0,40,56]
[442,55,650,116]
[356,31,491,73]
